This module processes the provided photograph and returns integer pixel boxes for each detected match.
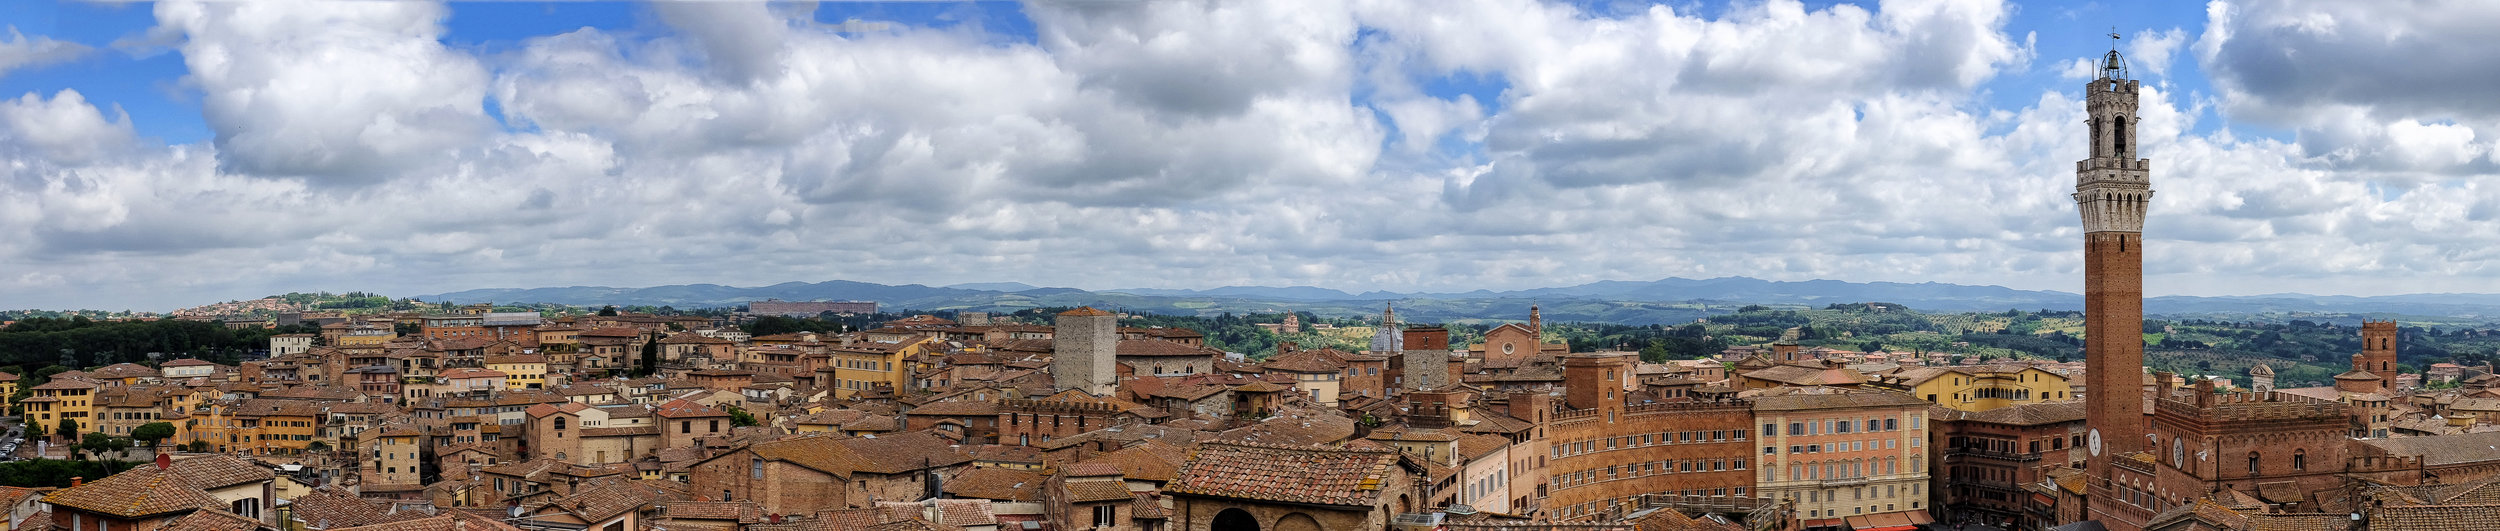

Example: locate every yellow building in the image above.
[828,336,933,399]
[335,326,397,348]
[26,377,99,438]
[235,400,325,455]
[0,371,18,411]
[1873,363,2073,412]
[486,354,550,390]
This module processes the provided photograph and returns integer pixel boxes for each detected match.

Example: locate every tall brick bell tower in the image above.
[2077,35,2152,527]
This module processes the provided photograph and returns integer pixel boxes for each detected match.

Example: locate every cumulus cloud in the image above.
[0,26,89,78]
[155,0,492,185]
[2199,0,2500,174]
[2,0,2498,310]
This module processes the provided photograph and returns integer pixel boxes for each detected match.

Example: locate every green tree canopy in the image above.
[130,422,176,447]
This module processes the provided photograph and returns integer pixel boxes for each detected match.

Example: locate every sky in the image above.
[2,0,2497,312]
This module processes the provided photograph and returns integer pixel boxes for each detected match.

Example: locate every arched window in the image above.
[2114,115,2129,158]
[552,417,566,430]
[2293,449,2307,471]
[2248,452,2261,474]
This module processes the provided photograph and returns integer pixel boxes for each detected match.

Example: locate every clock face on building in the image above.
[2172,438,2184,466]
[2088,429,2104,457]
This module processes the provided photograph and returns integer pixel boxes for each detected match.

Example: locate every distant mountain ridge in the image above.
[411,277,2500,323]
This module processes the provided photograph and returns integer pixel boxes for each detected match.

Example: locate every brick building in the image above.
[1547,353,1760,521]
[1932,401,2086,530]
[998,389,1132,447]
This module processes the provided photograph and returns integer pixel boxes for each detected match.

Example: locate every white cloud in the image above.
[3,0,2500,311]
[0,90,135,165]
[156,0,492,185]
[0,26,89,78]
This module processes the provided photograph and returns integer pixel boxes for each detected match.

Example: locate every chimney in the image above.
[70,477,82,487]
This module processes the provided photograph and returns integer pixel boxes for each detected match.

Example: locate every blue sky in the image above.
[2,0,2497,311]
[5,1,2230,148]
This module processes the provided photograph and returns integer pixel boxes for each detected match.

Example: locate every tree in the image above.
[636,334,660,377]
[306,440,331,452]
[78,432,127,458]
[56,418,78,444]
[130,422,175,448]
[598,305,620,316]
[24,419,42,439]
[183,440,211,453]
[724,405,759,428]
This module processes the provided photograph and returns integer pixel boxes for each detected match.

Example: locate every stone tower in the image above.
[1052,307,1118,396]
[1562,353,1629,415]
[1528,305,1542,341]
[2249,363,2275,393]
[2359,320,2399,389]
[1369,303,1404,354]
[2076,37,2152,523]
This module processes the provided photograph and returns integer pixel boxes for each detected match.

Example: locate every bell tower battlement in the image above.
[2075,44,2153,234]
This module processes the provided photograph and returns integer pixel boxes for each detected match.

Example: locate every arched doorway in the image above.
[1275,513,1322,531]
[1212,508,1260,531]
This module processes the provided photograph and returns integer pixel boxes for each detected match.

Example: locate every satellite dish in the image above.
[509,505,524,518]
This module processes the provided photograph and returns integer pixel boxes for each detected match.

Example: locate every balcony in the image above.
[1819,477,1871,487]
[1945,449,2042,463]
[1641,494,1766,513]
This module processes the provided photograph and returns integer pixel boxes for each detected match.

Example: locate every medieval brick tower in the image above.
[2077,39,2152,526]
[1052,307,1118,396]
[2358,320,2400,389]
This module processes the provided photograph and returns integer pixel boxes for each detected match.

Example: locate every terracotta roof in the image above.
[439,368,507,379]
[42,465,223,518]
[333,511,522,531]
[1743,363,1870,387]
[90,363,161,379]
[1058,307,1114,317]
[1747,387,1926,411]
[2361,431,2500,466]
[908,399,998,417]
[1170,442,1403,507]
[838,431,973,474]
[546,480,679,522]
[286,487,398,528]
[157,508,265,531]
[1260,349,1345,374]
[1060,478,1133,503]
[655,398,726,418]
[1076,441,1187,483]
[944,468,1044,502]
[168,455,276,489]
[2373,503,2500,531]
[742,436,862,478]
[1115,339,1223,358]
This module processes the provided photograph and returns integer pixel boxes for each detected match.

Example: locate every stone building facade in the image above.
[1052,307,1118,396]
